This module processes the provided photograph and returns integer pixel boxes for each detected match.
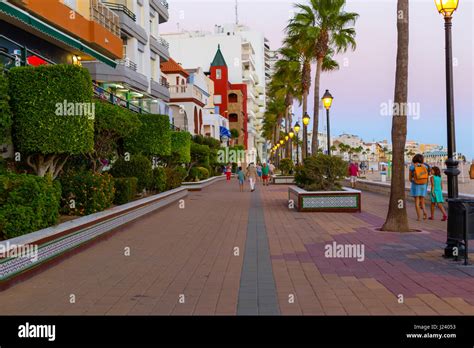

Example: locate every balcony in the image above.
[90,0,120,37]
[103,2,147,43]
[169,84,206,105]
[150,35,170,61]
[150,0,170,24]
[150,78,170,101]
[83,59,149,92]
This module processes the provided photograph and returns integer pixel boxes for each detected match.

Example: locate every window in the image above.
[216,69,222,80]
[214,95,222,104]
[229,113,238,122]
[150,59,157,80]
[229,93,238,103]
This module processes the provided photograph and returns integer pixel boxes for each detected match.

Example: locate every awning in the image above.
[0,2,117,68]
[220,126,231,138]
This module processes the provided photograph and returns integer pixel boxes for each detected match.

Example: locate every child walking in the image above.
[237,166,245,192]
[429,166,447,221]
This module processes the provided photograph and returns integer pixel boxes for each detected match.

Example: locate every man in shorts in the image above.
[262,163,270,186]
[348,161,359,188]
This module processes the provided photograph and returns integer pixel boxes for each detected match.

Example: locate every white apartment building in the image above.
[83,0,171,116]
[162,24,269,159]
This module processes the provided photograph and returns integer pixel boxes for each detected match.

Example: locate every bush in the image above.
[60,170,115,216]
[93,101,141,169]
[294,154,348,191]
[152,167,166,192]
[170,131,191,164]
[8,64,94,177]
[197,166,209,180]
[192,134,221,150]
[165,166,187,190]
[113,177,138,205]
[0,174,61,239]
[0,69,12,144]
[109,154,153,192]
[279,158,295,175]
[125,114,171,157]
[190,142,210,167]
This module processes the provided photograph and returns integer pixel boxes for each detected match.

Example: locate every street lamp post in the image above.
[322,90,334,156]
[289,129,295,163]
[294,122,301,164]
[434,0,461,257]
[302,112,310,158]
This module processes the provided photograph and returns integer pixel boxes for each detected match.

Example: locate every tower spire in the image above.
[235,0,239,25]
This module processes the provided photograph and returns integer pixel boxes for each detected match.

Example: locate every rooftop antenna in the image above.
[235,0,239,25]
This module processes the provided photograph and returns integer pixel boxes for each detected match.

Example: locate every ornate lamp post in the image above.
[434,0,461,257]
[289,129,295,163]
[294,122,301,164]
[322,89,334,156]
[302,112,310,158]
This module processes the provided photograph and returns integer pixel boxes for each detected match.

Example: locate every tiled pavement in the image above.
[0,180,473,315]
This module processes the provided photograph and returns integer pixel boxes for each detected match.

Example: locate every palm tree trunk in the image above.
[381,0,410,232]
[311,57,323,155]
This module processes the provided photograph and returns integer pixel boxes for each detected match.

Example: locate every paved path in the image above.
[0,179,473,315]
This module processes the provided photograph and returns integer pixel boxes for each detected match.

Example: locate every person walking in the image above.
[409,154,430,221]
[237,166,245,192]
[256,163,263,182]
[262,162,270,186]
[269,162,275,176]
[429,166,447,221]
[225,163,232,182]
[246,163,258,192]
[348,161,359,189]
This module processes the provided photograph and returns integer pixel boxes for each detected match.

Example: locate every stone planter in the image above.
[271,175,295,185]
[288,186,361,213]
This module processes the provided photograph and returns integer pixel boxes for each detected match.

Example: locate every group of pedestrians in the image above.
[225,162,275,192]
[409,154,447,221]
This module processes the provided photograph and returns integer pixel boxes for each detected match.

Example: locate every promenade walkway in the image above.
[0,180,473,315]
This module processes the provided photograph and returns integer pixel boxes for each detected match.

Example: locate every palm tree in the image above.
[381,0,410,232]
[292,0,358,155]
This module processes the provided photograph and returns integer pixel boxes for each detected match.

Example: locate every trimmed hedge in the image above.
[0,174,61,239]
[8,64,94,155]
[0,69,12,144]
[279,158,295,175]
[125,114,171,156]
[94,101,141,162]
[113,177,138,205]
[294,154,347,191]
[60,170,115,216]
[165,166,187,190]
[171,131,191,164]
[109,154,153,192]
[191,142,210,167]
[152,167,166,193]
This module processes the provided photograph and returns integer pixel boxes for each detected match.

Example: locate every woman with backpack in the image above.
[409,154,430,221]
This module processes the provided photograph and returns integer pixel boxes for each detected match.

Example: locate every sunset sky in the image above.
[163,0,473,159]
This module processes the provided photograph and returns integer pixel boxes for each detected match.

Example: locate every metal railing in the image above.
[103,2,136,21]
[157,36,170,49]
[117,58,137,71]
[90,0,120,37]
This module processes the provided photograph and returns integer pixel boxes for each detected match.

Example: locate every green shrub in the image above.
[294,154,347,191]
[279,158,295,175]
[0,174,61,239]
[60,170,115,216]
[113,177,138,205]
[197,166,209,180]
[8,64,94,177]
[0,69,12,144]
[165,166,186,190]
[170,131,191,164]
[152,167,166,192]
[109,154,153,192]
[93,101,141,169]
[192,134,221,150]
[125,114,171,156]
[190,142,210,167]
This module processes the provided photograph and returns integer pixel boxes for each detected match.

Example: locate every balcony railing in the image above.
[157,36,170,49]
[118,58,137,71]
[103,2,136,21]
[90,0,120,37]
[169,84,204,102]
